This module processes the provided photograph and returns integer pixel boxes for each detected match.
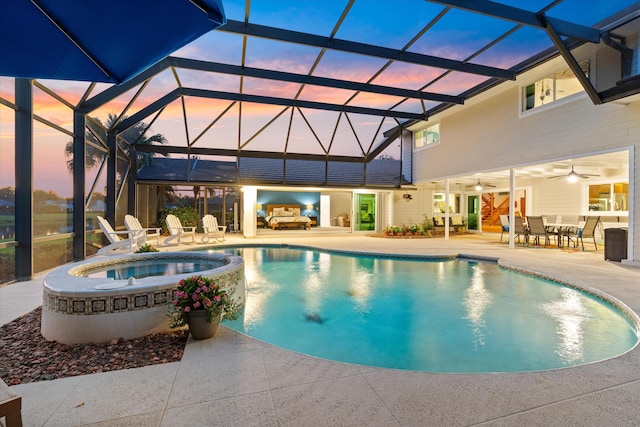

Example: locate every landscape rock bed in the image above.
[0,307,188,385]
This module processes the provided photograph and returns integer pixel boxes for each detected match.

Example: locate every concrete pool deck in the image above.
[3,232,640,426]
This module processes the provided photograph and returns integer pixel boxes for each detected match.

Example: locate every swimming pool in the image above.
[211,246,638,373]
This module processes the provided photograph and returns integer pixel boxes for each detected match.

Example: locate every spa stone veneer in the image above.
[41,252,245,344]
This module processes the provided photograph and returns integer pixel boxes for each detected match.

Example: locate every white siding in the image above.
[388,186,429,228]
[409,51,640,262]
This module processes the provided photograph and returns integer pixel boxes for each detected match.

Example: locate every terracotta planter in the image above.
[186,310,221,340]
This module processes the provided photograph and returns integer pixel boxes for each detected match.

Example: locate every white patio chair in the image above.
[124,214,161,245]
[201,214,226,243]
[96,216,135,255]
[164,214,196,244]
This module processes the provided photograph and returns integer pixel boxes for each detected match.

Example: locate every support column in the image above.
[72,111,86,260]
[105,131,117,225]
[509,168,515,249]
[128,146,137,216]
[242,186,257,238]
[444,178,450,240]
[15,79,33,280]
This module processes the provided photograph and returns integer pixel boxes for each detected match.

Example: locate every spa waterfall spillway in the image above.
[41,252,245,344]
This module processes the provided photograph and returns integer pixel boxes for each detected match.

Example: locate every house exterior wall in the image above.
[405,48,640,263]
[389,189,427,228]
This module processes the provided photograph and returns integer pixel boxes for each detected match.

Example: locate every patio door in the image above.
[467,195,480,231]
[355,193,376,231]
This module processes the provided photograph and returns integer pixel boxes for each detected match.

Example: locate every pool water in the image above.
[84,258,226,280]
[216,246,638,373]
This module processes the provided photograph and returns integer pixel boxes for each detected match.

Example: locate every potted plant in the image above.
[421,215,434,236]
[168,275,243,339]
[409,224,420,235]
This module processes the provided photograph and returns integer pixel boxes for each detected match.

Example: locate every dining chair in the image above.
[513,216,529,245]
[559,215,580,247]
[499,215,509,242]
[527,216,557,247]
[567,216,601,250]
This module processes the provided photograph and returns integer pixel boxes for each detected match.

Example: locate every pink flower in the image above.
[214,295,221,302]
[204,299,212,307]
[193,301,201,308]
[179,279,185,286]
[184,306,191,312]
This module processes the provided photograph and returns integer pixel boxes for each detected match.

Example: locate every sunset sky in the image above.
[0,0,636,198]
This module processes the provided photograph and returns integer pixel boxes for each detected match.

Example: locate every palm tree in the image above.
[65,113,167,173]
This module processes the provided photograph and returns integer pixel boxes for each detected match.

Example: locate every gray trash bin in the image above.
[604,228,627,262]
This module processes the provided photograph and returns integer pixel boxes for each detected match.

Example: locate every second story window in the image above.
[523,60,590,111]
[414,123,440,150]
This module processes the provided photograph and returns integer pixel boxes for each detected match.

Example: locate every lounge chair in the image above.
[96,215,136,255]
[0,377,22,427]
[527,216,557,246]
[566,216,600,250]
[164,214,196,244]
[124,214,161,245]
[201,214,226,243]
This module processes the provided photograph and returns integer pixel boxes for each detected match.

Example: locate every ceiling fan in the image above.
[466,180,495,191]
[547,165,600,182]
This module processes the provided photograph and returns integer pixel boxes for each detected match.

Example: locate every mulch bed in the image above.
[367,231,468,238]
[0,307,188,385]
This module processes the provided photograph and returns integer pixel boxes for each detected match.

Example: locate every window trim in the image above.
[519,58,591,117]
[413,122,440,152]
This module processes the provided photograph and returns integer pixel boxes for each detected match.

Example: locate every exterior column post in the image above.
[72,111,86,260]
[105,131,117,225]
[15,79,34,281]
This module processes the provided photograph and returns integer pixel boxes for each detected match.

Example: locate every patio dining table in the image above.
[546,222,584,248]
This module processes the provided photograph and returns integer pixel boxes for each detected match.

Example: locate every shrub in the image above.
[159,206,200,234]
[422,215,433,231]
[135,243,159,253]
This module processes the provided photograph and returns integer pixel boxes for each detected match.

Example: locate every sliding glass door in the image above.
[355,193,376,231]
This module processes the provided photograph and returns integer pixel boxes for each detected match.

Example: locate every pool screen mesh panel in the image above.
[0,0,226,84]
[4,1,640,189]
